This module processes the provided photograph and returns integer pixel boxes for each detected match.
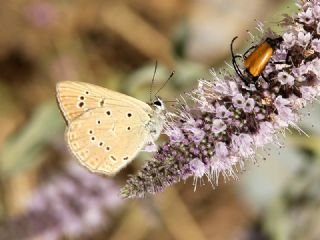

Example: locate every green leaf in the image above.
[0,101,65,179]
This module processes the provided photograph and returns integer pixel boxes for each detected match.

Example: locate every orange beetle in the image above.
[231,36,283,85]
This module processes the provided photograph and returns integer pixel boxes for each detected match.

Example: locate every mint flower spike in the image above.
[120,0,320,199]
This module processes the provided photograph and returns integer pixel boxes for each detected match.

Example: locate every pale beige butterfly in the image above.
[56,81,165,175]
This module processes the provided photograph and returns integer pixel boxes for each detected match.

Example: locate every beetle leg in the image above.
[261,73,268,82]
[243,45,256,58]
[233,54,242,59]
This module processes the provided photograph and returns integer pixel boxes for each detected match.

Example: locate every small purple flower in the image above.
[257,113,265,120]
[9,162,124,239]
[244,98,255,113]
[311,38,320,52]
[273,47,288,62]
[165,126,185,143]
[232,119,241,127]
[310,58,320,77]
[214,142,229,159]
[274,95,290,108]
[278,72,295,86]
[283,32,296,48]
[300,86,318,100]
[254,122,274,146]
[232,93,246,109]
[189,158,206,177]
[212,119,227,134]
[231,134,254,158]
[228,81,240,96]
[278,106,295,123]
[292,64,308,78]
[298,8,314,25]
[215,105,233,118]
[313,5,320,19]
[186,126,206,143]
[213,79,239,96]
[213,80,230,95]
[297,32,312,47]
[263,64,275,76]
[300,1,312,11]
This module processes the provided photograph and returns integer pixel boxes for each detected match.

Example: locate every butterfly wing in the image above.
[56,81,154,175]
[66,107,150,175]
[56,81,152,124]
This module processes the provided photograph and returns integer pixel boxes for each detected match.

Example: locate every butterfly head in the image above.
[152,96,165,113]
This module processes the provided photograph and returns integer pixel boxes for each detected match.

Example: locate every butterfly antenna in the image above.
[163,100,177,104]
[154,71,175,97]
[150,60,158,102]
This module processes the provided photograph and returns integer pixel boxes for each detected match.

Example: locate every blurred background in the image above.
[1,0,320,239]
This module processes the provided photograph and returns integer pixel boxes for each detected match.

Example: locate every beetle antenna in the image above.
[150,60,158,102]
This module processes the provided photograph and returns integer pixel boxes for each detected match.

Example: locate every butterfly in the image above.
[56,81,165,175]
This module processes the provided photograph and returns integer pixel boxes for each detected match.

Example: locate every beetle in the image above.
[231,36,283,85]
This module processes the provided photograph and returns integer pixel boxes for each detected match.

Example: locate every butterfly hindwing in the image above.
[66,106,150,175]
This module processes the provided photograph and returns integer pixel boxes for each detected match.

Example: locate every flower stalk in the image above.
[121,0,320,198]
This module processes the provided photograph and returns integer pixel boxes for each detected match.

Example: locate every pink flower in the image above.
[244,98,255,113]
[313,5,320,19]
[277,72,295,86]
[231,134,254,158]
[300,86,318,100]
[212,119,227,134]
[215,105,233,118]
[298,8,314,25]
[189,158,206,177]
[311,38,320,52]
[254,122,274,146]
[297,32,312,47]
[283,32,296,48]
[214,142,229,159]
[232,93,246,109]
[165,126,185,143]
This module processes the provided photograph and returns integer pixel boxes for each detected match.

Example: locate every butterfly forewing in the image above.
[56,81,152,124]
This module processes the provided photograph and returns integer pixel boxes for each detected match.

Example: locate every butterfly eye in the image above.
[154,100,162,107]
